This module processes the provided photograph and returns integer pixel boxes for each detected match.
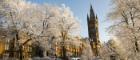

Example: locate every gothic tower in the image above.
[87,5,100,56]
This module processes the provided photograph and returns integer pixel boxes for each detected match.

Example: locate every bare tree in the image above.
[0,0,81,60]
[108,0,140,59]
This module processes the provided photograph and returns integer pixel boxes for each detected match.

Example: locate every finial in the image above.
[96,14,98,19]
[89,0,92,5]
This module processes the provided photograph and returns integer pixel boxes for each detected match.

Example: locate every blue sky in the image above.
[28,0,112,42]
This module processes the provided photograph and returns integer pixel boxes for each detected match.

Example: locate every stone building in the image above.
[87,5,101,56]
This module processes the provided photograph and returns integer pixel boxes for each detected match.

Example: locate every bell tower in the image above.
[87,5,100,56]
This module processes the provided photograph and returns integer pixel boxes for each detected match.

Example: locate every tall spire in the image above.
[87,1,100,56]
[90,5,95,19]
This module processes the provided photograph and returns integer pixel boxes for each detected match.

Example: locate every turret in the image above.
[87,14,89,23]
